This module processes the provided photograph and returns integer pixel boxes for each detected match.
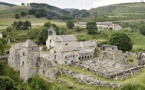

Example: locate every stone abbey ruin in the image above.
[7,27,145,88]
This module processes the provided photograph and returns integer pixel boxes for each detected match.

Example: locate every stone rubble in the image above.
[59,68,122,88]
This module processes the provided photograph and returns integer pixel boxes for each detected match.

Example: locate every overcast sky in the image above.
[0,0,143,9]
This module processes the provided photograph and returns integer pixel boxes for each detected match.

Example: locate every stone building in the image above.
[9,39,56,82]
[9,27,97,82]
[77,21,122,30]
[46,27,96,65]
[9,27,142,83]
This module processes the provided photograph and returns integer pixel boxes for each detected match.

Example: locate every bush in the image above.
[75,26,83,32]
[43,22,51,28]
[30,74,51,90]
[50,84,69,90]
[0,41,4,55]
[37,27,48,45]
[86,21,98,35]
[140,25,145,35]
[109,33,133,52]
[15,14,20,19]
[121,84,145,90]
[0,76,15,90]
[66,20,74,29]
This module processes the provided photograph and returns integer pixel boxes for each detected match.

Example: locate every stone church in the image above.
[9,27,97,82]
[46,27,96,65]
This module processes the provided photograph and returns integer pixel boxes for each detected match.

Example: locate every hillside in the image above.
[89,2,145,21]
[0,2,15,7]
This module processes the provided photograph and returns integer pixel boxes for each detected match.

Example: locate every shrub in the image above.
[109,33,133,52]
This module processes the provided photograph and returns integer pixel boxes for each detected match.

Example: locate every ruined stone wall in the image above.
[59,68,122,88]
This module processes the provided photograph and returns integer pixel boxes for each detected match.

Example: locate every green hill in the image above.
[0,5,31,18]
[89,2,145,21]
[0,2,15,7]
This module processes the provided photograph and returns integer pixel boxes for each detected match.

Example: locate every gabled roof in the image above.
[20,39,38,48]
[11,42,24,50]
[55,34,77,42]
[96,22,113,25]
[79,40,96,47]
[54,43,78,52]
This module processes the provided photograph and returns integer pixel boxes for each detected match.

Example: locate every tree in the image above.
[43,22,51,28]
[21,11,27,16]
[21,3,25,5]
[140,25,145,35]
[0,41,4,55]
[12,21,31,30]
[86,21,98,34]
[66,20,74,29]
[75,26,83,32]
[0,60,4,73]
[22,21,31,30]
[37,27,48,45]
[0,76,15,90]
[15,14,20,19]
[109,33,133,52]
[30,74,50,90]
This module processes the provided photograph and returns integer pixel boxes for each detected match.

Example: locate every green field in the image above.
[90,3,145,21]
[0,18,66,30]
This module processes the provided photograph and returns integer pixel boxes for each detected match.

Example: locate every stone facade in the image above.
[46,27,96,65]
[9,39,56,82]
[77,22,122,30]
[9,27,143,87]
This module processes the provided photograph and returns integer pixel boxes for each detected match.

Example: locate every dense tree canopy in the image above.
[140,25,145,35]
[30,74,50,90]
[43,22,51,28]
[15,14,20,19]
[109,33,133,52]
[37,27,48,45]
[0,41,4,55]
[0,76,15,90]
[12,21,31,30]
[86,21,98,34]
[66,20,74,29]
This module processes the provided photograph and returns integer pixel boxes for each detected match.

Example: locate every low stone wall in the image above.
[59,68,122,88]
[78,59,143,80]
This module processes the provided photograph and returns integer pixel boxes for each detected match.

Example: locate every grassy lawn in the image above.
[57,75,116,90]
[0,18,66,30]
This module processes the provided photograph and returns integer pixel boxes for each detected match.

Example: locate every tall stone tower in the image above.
[19,39,40,82]
[46,27,56,50]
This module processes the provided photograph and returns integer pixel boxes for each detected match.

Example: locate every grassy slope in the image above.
[0,5,31,18]
[89,3,145,20]
[76,30,145,52]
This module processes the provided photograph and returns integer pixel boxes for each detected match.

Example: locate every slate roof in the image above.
[79,40,96,47]
[54,40,96,52]
[54,43,78,52]
[78,22,87,25]
[55,34,77,42]
[96,22,113,25]
[20,39,38,48]
[11,42,24,50]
